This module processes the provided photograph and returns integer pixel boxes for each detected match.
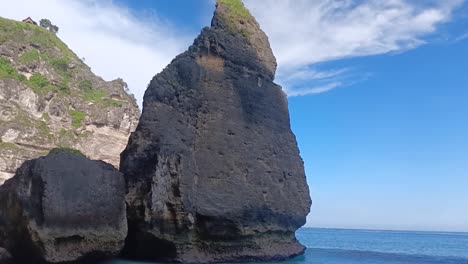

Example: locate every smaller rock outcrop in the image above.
[0,248,12,264]
[0,150,127,264]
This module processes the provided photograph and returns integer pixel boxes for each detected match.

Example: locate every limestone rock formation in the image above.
[120,0,311,262]
[0,150,127,263]
[0,17,140,185]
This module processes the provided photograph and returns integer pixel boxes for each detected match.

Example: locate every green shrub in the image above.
[51,58,69,73]
[29,73,49,89]
[19,50,40,64]
[82,87,122,107]
[69,110,85,128]
[103,98,123,108]
[83,89,106,103]
[0,57,25,81]
[50,58,72,90]
[49,147,84,156]
[0,57,16,77]
[55,80,70,92]
[79,80,93,90]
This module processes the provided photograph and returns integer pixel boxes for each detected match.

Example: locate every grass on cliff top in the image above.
[0,17,79,61]
[0,17,126,109]
[216,0,255,38]
[0,17,77,94]
[0,17,76,94]
[217,0,252,20]
[49,147,84,157]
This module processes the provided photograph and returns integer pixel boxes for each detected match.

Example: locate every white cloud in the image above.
[0,0,194,107]
[0,0,464,101]
[244,0,464,96]
[285,82,342,97]
[279,67,350,96]
[455,31,468,41]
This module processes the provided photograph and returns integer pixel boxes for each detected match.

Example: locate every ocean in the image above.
[107,228,468,264]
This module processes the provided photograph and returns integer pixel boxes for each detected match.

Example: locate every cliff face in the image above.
[120,0,311,262]
[0,17,140,184]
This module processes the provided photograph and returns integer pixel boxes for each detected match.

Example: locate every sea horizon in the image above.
[302,226,468,235]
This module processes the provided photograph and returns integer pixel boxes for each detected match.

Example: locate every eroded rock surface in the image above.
[0,17,140,185]
[0,248,11,264]
[0,151,127,263]
[120,0,311,262]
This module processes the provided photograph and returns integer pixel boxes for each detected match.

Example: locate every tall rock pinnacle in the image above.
[120,0,312,262]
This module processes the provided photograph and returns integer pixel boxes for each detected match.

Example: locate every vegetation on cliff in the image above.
[49,147,84,156]
[216,0,256,38]
[39,18,59,34]
[217,0,252,20]
[0,16,139,183]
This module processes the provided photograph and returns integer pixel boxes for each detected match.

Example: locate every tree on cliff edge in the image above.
[39,19,59,34]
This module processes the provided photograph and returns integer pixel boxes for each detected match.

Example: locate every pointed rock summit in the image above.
[120,0,311,262]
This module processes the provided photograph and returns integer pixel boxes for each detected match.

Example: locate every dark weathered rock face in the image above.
[0,248,12,264]
[0,151,127,264]
[120,0,311,263]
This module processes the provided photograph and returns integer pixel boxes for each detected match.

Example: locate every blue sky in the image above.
[1,0,467,232]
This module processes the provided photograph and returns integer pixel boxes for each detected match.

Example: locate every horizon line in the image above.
[301,226,468,234]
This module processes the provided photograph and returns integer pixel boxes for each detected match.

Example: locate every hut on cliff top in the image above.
[22,17,37,25]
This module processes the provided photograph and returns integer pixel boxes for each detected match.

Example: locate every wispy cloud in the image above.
[455,31,468,42]
[285,82,342,97]
[280,68,349,83]
[278,66,351,96]
[0,0,195,107]
[244,0,465,96]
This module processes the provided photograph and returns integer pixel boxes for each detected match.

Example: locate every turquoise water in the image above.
[108,228,468,264]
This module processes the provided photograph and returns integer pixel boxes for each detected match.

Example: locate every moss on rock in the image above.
[217,0,252,20]
[49,147,84,156]
[216,0,255,38]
